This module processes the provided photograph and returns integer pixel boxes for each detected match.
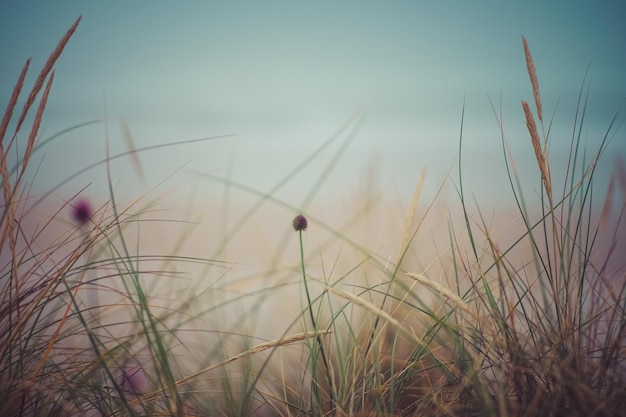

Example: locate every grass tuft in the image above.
[1,20,624,417]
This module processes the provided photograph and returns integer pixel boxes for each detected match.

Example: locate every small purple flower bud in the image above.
[118,364,148,397]
[72,199,92,225]
[292,214,307,231]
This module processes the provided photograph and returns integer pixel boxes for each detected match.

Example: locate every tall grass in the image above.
[1,18,625,417]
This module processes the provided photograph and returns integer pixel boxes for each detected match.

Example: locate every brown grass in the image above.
[14,16,81,139]
[0,16,82,417]
[522,100,552,199]
[521,36,552,202]
[2,18,624,417]
[123,331,332,415]
[1,15,82,253]
[522,36,543,123]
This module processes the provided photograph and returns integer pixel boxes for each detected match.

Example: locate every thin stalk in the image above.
[297,225,336,412]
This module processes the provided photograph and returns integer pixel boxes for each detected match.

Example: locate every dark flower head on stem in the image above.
[72,198,92,225]
[292,214,307,231]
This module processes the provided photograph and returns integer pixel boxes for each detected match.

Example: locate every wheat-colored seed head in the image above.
[397,168,425,263]
[523,36,543,124]
[522,100,552,197]
[22,72,54,176]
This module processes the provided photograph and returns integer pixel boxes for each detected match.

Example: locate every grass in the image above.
[1,17,625,417]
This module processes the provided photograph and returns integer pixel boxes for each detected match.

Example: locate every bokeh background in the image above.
[1,2,625,273]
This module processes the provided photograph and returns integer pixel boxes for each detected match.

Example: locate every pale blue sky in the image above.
[1,2,625,210]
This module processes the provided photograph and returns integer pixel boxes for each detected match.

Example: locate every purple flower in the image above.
[118,364,148,397]
[72,199,92,225]
[292,214,307,231]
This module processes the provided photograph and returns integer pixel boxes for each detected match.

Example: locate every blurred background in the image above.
[1,1,625,272]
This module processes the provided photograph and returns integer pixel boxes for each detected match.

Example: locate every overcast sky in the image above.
[1,2,625,212]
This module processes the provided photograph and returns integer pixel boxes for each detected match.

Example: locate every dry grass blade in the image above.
[406,272,473,316]
[0,18,80,321]
[325,284,427,347]
[0,141,14,231]
[0,143,17,313]
[397,168,425,263]
[12,16,81,141]
[0,229,89,361]
[0,60,29,245]
[598,175,614,229]
[0,60,30,145]
[184,330,333,383]
[0,63,32,328]
[522,100,552,198]
[523,36,542,123]
[21,72,54,176]
[122,331,332,413]
[121,118,146,181]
